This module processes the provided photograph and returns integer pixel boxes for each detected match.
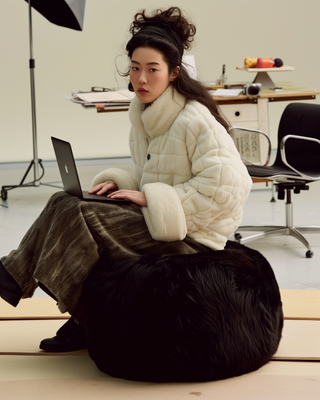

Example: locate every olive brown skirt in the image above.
[1,191,211,321]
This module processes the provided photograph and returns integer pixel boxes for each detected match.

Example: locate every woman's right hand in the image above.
[89,182,118,196]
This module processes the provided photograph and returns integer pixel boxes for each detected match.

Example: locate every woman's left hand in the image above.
[108,190,147,207]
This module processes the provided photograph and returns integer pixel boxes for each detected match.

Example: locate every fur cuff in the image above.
[91,168,139,191]
[141,183,187,242]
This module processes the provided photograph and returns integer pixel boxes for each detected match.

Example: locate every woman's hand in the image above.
[89,182,118,195]
[107,190,147,207]
[89,183,147,206]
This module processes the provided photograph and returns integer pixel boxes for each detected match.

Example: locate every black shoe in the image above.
[0,261,22,307]
[39,317,87,352]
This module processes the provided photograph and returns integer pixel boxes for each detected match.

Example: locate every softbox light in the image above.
[24,0,85,31]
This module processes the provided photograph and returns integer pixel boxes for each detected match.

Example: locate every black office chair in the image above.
[230,102,320,258]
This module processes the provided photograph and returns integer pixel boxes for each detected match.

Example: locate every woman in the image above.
[0,7,252,351]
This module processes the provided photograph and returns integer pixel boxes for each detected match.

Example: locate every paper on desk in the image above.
[75,90,135,103]
[64,95,85,104]
[212,89,243,97]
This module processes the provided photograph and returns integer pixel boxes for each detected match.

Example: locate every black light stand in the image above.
[1,3,41,201]
[1,0,85,202]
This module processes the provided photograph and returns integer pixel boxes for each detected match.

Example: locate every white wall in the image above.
[1,0,319,162]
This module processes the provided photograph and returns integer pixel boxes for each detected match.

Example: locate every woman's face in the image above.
[130,47,179,104]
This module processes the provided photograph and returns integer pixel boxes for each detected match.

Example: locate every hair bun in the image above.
[130,7,196,51]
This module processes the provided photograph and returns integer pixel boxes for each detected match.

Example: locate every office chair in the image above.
[230,102,320,258]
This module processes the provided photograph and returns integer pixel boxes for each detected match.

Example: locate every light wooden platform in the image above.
[1,318,319,361]
[1,289,319,321]
[0,297,70,320]
[0,357,319,400]
[280,290,320,320]
[1,290,319,399]
[0,319,86,356]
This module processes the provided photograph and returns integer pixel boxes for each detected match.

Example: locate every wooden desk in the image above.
[215,81,320,104]
[214,82,320,136]
[96,82,320,144]
[97,82,320,130]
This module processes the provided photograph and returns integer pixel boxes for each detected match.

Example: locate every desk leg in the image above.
[257,98,270,165]
[257,98,269,136]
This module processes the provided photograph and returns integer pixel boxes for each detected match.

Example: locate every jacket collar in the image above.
[129,85,186,139]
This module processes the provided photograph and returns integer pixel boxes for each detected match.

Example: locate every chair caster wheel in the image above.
[306,250,313,258]
[234,233,242,242]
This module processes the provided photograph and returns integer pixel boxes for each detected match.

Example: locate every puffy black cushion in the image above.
[81,241,283,382]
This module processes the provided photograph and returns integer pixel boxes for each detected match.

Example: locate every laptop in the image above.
[51,136,129,203]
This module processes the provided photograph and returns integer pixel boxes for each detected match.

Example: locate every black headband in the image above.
[137,22,184,56]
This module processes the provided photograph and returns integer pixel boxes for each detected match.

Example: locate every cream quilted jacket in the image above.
[92,85,252,250]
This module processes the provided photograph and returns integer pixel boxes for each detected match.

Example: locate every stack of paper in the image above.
[211,89,243,97]
[75,90,135,104]
[65,89,135,109]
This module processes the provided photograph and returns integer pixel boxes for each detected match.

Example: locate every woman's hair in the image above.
[123,7,230,131]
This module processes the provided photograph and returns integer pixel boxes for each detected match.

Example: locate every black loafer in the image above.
[0,261,22,307]
[39,317,87,352]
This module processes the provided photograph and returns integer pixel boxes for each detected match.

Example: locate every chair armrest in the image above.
[228,126,272,166]
[280,135,320,180]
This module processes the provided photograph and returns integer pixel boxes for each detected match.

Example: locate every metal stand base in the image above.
[235,184,319,258]
[1,159,62,202]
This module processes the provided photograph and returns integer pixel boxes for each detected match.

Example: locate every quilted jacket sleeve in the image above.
[91,167,139,191]
[141,182,187,241]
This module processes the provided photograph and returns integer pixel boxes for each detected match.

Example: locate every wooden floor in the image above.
[1,290,319,399]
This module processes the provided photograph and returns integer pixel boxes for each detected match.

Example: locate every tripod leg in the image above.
[19,160,35,185]
[1,159,45,201]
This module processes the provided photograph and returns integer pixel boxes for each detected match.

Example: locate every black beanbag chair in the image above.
[81,241,283,382]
